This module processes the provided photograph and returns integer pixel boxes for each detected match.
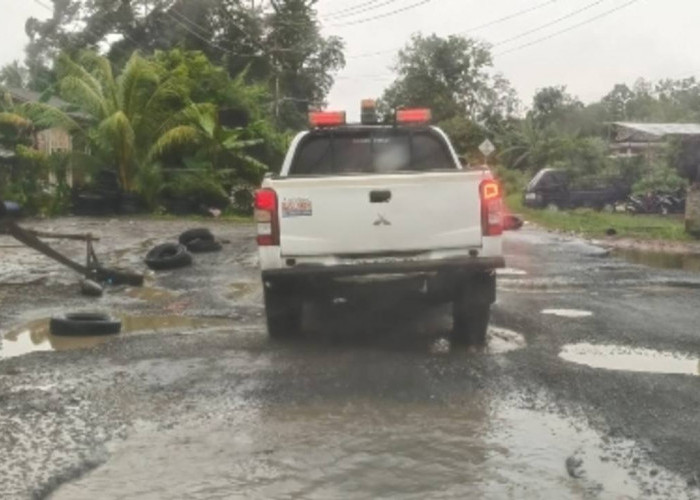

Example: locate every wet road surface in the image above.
[1,219,700,499]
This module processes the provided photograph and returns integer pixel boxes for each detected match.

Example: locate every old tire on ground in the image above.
[263,284,302,340]
[452,301,490,346]
[50,313,122,336]
[179,228,215,246]
[145,243,192,271]
[186,238,223,253]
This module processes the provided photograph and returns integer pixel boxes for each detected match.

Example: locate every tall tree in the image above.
[379,34,515,123]
[264,0,345,130]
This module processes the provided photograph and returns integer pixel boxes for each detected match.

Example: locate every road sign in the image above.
[479,139,496,157]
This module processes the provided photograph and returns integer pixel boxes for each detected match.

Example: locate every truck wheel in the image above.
[452,302,490,346]
[263,286,302,339]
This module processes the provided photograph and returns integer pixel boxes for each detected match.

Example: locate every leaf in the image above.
[19,102,82,133]
[60,76,108,119]
[148,125,201,161]
[0,112,32,130]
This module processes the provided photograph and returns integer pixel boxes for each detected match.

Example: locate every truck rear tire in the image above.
[263,285,302,339]
[452,302,490,346]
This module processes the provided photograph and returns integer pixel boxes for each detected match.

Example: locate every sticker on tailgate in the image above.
[282,198,313,217]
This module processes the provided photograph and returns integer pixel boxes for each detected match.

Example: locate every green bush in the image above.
[1,147,70,216]
[632,157,686,194]
[492,165,527,197]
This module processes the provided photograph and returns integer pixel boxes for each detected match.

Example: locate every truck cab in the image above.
[255,103,505,344]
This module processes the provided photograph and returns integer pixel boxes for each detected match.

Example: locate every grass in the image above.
[506,193,692,242]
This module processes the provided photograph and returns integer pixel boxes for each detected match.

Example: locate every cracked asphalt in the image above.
[1,218,700,499]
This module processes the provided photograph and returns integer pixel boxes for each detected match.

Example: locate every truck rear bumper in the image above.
[262,256,505,280]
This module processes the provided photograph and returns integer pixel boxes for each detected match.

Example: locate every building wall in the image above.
[35,128,73,187]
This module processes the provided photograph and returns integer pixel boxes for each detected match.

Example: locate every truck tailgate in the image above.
[272,171,485,257]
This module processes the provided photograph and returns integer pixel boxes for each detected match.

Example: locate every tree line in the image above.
[1,0,699,217]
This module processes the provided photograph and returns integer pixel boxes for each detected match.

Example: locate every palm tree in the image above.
[149,102,267,179]
[57,51,190,193]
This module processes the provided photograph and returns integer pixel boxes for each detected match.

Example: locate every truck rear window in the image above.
[289,129,457,175]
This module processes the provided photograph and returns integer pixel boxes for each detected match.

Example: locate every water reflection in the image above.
[560,343,700,376]
[1,315,234,359]
[614,249,700,272]
[53,397,646,500]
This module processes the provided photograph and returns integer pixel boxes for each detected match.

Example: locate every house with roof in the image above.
[610,122,700,159]
[1,86,77,186]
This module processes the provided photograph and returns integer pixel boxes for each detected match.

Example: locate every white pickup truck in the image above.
[254,107,505,344]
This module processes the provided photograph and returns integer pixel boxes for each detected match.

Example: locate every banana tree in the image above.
[56,51,190,193]
[149,102,268,181]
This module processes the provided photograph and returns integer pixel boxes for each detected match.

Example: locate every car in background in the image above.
[523,168,629,211]
[1,200,21,219]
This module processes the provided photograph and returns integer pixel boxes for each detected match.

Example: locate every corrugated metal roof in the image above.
[613,122,700,140]
[2,86,70,109]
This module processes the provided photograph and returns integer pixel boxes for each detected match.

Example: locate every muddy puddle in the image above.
[125,286,178,302]
[560,343,700,376]
[227,281,258,300]
[614,248,700,272]
[0,315,235,360]
[428,327,526,356]
[53,395,683,500]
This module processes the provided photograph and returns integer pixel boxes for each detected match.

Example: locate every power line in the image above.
[327,0,434,28]
[347,0,558,59]
[323,0,381,18]
[336,0,645,84]
[455,0,559,37]
[495,0,645,56]
[493,0,607,47]
[322,0,404,20]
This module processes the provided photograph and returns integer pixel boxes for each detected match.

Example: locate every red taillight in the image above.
[309,111,346,128]
[480,180,503,236]
[396,108,432,124]
[254,188,279,246]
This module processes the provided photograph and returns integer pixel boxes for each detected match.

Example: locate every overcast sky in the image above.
[3,0,700,120]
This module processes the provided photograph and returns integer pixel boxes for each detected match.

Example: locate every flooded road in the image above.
[54,398,646,500]
[1,220,700,499]
[613,248,700,272]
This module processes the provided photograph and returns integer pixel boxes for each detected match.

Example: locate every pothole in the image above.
[542,309,593,318]
[125,287,179,303]
[428,326,526,355]
[1,315,235,360]
[227,282,258,300]
[560,343,700,376]
[614,248,700,272]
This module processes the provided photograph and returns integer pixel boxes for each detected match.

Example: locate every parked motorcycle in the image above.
[625,189,687,215]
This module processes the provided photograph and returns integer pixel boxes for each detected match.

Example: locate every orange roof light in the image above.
[309,111,346,128]
[396,108,432,124]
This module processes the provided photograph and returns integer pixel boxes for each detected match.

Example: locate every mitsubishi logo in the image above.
[373,214,391,226]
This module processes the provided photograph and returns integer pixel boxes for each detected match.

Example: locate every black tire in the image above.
[263,285,302,340]
[50,313,122,336]
[186,238,223,253]
[145,243,193,271]
[452,302,491,346]
[179,228,215,246]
